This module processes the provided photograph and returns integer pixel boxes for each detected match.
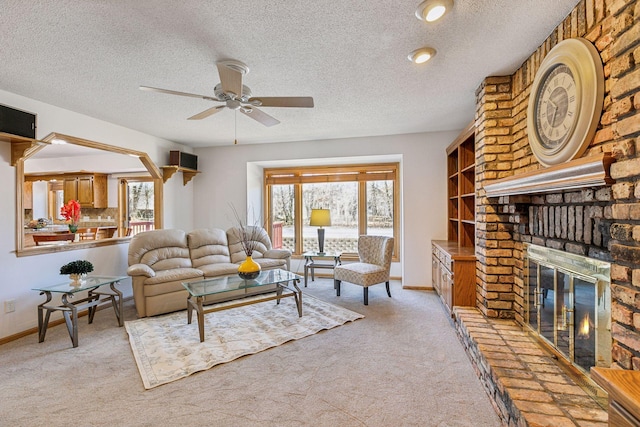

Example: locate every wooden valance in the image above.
[484,153,613,198]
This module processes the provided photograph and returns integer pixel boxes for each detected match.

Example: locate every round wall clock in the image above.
[527,38,604,167]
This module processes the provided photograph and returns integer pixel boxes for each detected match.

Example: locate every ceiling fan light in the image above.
[415,0,453,22]
[408,47,436,64]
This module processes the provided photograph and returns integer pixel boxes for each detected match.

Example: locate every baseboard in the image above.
[403,286,434,291]
[0,296,134,346]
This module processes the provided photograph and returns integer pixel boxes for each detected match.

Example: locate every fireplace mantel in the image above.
[484,153,613,198]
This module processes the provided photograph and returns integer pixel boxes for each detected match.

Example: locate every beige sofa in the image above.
[127,227,291,317]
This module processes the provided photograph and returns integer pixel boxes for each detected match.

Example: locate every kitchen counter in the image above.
[23,224,119,247]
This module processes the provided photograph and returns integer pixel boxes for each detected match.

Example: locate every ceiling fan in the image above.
[140,60,314,127]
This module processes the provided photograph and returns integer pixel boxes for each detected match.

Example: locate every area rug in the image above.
[125,294,364,389]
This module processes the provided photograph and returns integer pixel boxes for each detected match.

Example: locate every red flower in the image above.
[60,200,81,225]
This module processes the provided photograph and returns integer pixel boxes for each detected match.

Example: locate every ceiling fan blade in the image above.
[139,85,218,101]
[240,107,280,127]
[216,63,243,99]
[248,97,314,108]
[187,105,225,120]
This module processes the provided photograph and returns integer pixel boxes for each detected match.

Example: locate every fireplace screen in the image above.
[525,244,611,374]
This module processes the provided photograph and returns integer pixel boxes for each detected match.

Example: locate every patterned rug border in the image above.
[125,294,364,389]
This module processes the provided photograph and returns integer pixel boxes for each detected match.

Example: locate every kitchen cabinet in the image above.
[63,173,107,208]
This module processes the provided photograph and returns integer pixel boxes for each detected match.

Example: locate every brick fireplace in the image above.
[473,0,640,374]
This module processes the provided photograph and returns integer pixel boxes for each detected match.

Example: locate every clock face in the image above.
[534,64,578,151]
[526,38,604,167]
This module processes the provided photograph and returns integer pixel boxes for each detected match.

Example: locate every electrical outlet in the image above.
[4,300,15,313]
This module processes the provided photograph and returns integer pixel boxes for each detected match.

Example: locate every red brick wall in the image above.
[475,0,640,370]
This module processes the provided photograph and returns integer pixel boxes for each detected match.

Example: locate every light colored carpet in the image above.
[126,293,364,389]
[0,279,503,426]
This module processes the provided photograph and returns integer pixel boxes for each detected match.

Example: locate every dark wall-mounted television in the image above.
[0,104,36,139]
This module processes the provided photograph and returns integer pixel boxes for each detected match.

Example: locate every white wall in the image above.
[193,131,454,288]
[0,89,194,340]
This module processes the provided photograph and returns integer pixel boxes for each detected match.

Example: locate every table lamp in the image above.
[309,208,331,253]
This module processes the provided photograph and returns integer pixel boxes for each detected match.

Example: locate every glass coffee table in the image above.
[32,275,126,348]
[182,269,302,342]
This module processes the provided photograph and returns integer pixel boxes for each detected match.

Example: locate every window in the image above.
[265,163,399,258]
[120,178,156,236]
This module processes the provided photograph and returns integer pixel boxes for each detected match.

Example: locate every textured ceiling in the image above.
[1,0,579,148]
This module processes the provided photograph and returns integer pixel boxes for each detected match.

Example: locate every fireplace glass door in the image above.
[525,244,611,375]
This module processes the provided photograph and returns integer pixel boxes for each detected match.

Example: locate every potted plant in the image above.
[60,199,81,233]
[60,260,94,286]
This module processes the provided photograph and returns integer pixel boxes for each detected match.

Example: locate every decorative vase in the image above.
[68,224,78,233]
[238,255,261,280]
[69,273,86,286]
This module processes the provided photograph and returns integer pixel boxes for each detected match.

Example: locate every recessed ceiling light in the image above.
[408,47,437,64]
[51,138,67,145]
[415,0,454,22]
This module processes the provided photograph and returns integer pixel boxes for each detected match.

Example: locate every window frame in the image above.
[264,162,399,260]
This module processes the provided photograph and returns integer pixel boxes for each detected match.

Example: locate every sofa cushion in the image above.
[227,226,271,263]
[143,267,203,287]
[128,229,193,270]
[187,228,232,268]
[254,258,287,269]
[199,263,241,277]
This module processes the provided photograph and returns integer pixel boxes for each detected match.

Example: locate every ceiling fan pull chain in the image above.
[234,111,238,145]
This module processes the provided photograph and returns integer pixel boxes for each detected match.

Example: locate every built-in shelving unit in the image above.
[446,122,476,247]
[161,165,200,185]
[432,121,477,315]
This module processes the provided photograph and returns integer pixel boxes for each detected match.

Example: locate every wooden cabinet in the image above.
[432,240,476,315]
[591,367,640,427]
[63,173,107,208]
[446,122,476,247]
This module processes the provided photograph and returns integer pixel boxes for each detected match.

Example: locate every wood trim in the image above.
[446,120,475,155]
[591,367,640,424]
[161,165,200,185]
[484,152,613,198]
[15,132,163,255]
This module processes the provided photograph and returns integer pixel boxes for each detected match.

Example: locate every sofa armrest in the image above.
[264,249,292,260]
[127,263,156,278]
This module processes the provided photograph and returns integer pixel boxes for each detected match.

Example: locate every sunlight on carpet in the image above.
[125,294,364,389]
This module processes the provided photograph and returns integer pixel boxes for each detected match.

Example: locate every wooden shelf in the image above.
[0,132,48,166]
[161,165,200,185]
[445,121,476,248]
[484,152,613,198]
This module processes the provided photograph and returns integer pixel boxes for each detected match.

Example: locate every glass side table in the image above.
[32,275,126,348]
[302,251,342,287]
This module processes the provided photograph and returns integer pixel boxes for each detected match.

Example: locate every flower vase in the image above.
[238,255,261,280]
[68,224,78,233]
[69,273,86,287]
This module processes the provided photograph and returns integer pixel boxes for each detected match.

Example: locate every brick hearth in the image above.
[454,307,608,427]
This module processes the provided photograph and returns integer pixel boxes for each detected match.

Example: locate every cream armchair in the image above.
[334,235,394,305]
